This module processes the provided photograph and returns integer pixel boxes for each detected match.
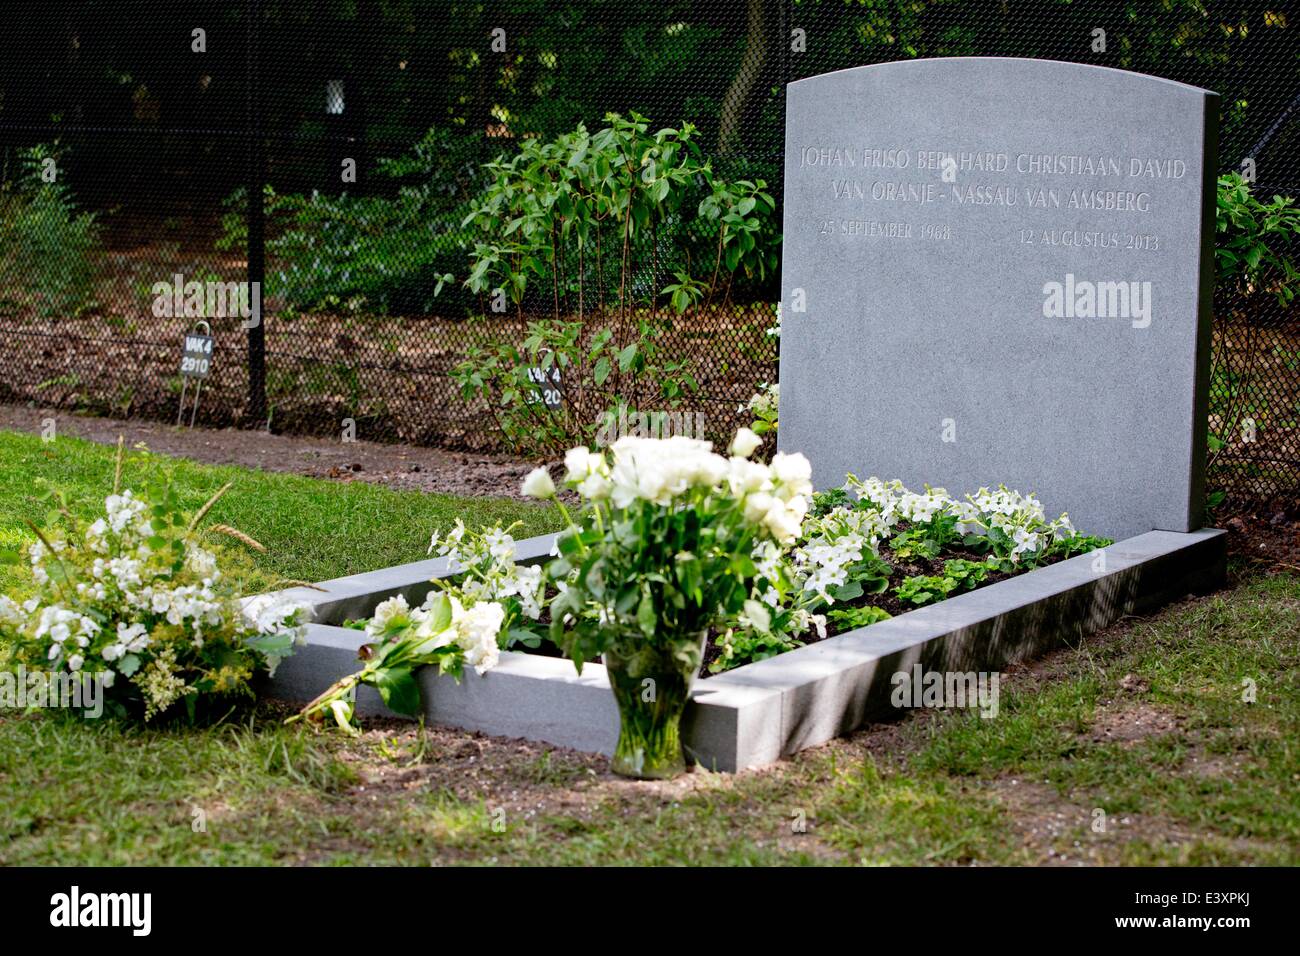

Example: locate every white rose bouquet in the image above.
[523,427,811,778]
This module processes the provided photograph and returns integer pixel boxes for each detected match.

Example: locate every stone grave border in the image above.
[265,528,1226,772]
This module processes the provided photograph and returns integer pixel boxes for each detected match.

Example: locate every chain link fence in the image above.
[0,0,1297,500]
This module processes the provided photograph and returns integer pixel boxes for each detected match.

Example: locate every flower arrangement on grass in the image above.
[0,469,311,722]
[522,428,812,778]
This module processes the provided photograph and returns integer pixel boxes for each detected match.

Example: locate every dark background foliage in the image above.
[0,1,1297,501]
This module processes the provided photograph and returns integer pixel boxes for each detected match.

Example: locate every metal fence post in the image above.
[245,0,267,426]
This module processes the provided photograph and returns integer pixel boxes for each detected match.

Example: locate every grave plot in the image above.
[270,58,1227,771]
[267,524,1224,771]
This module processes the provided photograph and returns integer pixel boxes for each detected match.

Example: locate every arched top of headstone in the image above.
[789,56,1217,99]
[778,56,1218,541]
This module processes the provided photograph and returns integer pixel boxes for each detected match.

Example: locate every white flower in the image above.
[729,427,763,459]
[898,490,954,525]
[85,518,110,554]
[745,382,779,417]
[455,600,504,645]
[462,640,499,674]
[521,467,556,499]
[577,471,612,500]
[763,497,807,545]
[242,594,311,642]
[366,595,411,638]
[605,435,729,507]
[563,446,606,484]
[454,601,506,675]
[743,491,775,524]
[728,458,771,495]
[0,595,23,629]
[108,556,144,590]
[67,654,84,672]
[104,490,147,533]
[106,623,152,660]
[185,545,219,582]
[483,528,516,562]
[501,563,545,620]
[770,452,813,501]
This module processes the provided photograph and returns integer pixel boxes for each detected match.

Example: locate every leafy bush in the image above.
[456,111,778,318]
[0,143,100,319]
[1216,172,1300,306]
[451,113,777,455]
[1207,174,1300,470]
[451,315,697,457]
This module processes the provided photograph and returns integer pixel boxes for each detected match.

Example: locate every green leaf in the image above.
[830,581,864,602]
[617,343,638,372]
[371,666,421,716]
[425,592,453,634]
[243,632,294,660]
[593,356,612,385]
[637,589,657,637]
[507,627,542,649]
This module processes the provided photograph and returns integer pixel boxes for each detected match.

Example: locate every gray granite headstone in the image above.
[778,58,1217,541]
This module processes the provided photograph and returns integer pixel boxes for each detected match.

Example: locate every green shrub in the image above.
[1216,172,1300,306]
[449,113,778,455]
[455,112,778,319]
[0,143,100,319]
[1208,175,1300,469]
[451,315,698,457]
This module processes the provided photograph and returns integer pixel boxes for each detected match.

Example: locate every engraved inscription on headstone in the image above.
[778,58,1218,540]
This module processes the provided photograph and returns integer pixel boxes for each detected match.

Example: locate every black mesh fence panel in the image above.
[0,1,1297,501]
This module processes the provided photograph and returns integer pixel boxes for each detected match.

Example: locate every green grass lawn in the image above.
[0,429,558,593]
[1,429,1297,865]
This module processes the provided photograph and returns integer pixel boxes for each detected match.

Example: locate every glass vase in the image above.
[602,633,706,779]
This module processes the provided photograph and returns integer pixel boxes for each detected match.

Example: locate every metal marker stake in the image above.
[177,320,213,428]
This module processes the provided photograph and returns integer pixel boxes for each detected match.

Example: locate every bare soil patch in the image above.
[1085,702,1181,746]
